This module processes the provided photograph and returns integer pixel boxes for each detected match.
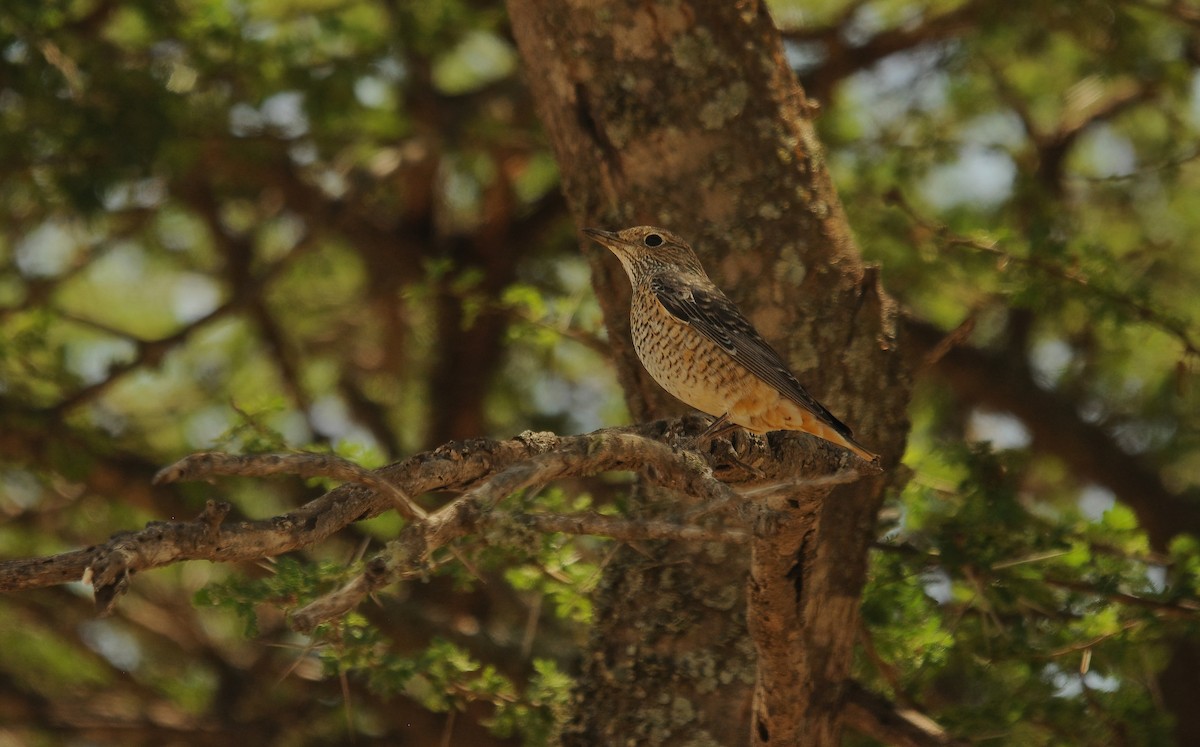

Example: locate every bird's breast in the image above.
[629,288,760,419]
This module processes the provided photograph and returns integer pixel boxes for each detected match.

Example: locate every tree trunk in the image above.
[507,1,912,743]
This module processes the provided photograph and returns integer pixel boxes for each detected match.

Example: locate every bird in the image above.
[583,225,879,465]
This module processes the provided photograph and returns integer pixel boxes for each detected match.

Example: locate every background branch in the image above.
[843,682,970,747]
[905,317,1200,549]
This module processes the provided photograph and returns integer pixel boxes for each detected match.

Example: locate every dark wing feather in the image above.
[649,273,856,440]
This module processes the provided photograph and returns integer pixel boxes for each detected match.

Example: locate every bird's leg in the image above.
[695,414,765,478]
[698,412,737,440]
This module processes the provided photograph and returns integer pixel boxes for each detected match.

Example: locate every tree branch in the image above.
[843,681,970,747]
[872,540,1200,618]
[887,190,1200,358]
[781,0,994,102]
[289,430,745,629]
[49,301,237,414]
[0,419,856,617]
[904,317,1200,549]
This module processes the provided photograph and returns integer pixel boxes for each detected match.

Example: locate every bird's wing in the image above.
[649,273,857,440]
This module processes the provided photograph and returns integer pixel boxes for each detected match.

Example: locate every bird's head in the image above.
[583,226,708,281]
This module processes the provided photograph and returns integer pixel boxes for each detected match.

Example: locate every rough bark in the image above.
[507,1,911,744]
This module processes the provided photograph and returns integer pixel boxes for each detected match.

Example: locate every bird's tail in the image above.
[843,435,881,467]
[810,420,880,466]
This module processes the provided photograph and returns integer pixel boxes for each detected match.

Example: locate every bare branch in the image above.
[1,430,552,599]
[51,301,238,414]
[688,469,872,520]
[507,510,748,544]
[291,430,744,629]
[1,419,854,615]
[154,451,427,520]
[1042,576,1200,618]
[782,0,992,101]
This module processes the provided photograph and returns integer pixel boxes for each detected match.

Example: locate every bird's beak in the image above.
[582,227,622,251]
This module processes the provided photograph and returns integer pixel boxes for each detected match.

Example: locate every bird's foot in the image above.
[701,426,765,479]
[697,412,739,441]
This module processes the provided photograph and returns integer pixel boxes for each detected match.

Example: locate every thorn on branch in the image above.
[93,570,132,617]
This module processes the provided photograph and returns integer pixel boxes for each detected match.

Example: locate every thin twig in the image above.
[886,189,1200,358]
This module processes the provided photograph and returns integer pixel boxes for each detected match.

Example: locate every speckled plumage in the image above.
[584,225,879,464]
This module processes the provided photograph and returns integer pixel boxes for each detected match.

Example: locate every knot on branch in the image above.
[88,537,139,616]
[200,499,232,535]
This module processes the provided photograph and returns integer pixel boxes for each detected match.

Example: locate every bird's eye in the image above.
[643,233,663,248]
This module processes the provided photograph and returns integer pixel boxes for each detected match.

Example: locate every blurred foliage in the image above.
[1,0,1199,745]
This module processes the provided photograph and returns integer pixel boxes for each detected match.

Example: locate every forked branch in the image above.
[0,419,865,612]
